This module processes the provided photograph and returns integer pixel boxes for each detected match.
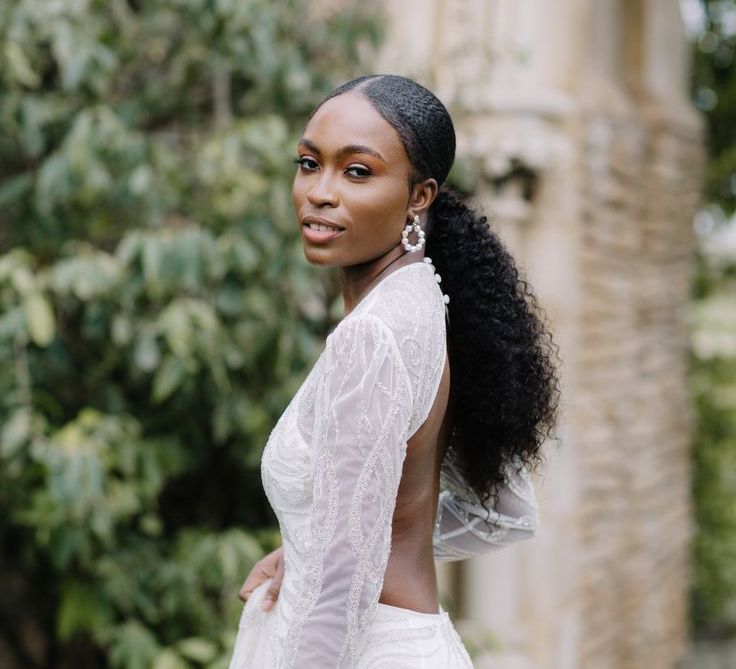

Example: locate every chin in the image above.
[303,248,338,267]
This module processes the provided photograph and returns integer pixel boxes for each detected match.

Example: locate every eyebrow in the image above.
[298,138,386,164]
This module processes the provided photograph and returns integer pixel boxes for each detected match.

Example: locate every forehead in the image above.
[303,92,407,161]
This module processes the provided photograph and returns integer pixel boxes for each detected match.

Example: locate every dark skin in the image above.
[239,91,453,614]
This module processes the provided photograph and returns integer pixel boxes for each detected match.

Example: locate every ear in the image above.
[407,178,439,221]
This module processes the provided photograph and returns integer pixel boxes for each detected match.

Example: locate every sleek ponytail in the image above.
[312,75,561,506]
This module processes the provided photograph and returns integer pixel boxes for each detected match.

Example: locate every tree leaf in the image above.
[23,291,55,347]
[57,580,110,641]
[153,649,188,669]
[176,637,217,663]
[152,356,187,403]
[4,41,40,88]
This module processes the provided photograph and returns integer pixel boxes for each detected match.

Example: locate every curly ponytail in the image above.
[312,74,562,506]
[426,186,561,502]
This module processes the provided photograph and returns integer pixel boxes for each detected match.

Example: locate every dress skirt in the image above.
[228,577,475,669]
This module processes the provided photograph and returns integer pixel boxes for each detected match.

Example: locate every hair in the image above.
[310,74,562,508]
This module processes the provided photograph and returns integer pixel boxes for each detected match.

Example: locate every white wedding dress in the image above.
[227,260,540,669]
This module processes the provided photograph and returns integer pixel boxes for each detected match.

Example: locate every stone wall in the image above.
[367,1,706,668]
[575,102,702,669]
[573,2,704,666]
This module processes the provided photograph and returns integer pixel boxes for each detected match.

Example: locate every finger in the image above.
[239,579,258,601]
[239,579,255,601]
[264,552,285,607]
[238,553,280,603]
[239,572,266,601]
[239,563,270,594]
[261,577,281,612]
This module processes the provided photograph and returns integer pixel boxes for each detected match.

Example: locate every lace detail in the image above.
[227,261,537,668]
[432,455,540,562]
[281,313,415,667]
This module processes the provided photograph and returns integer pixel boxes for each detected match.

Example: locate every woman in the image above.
[228,74,561,669]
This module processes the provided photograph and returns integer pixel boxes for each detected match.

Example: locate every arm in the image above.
[432,454,540,562]
[283,314,414,669]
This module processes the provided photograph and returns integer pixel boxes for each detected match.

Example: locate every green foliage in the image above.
[689,0,736,215]
[686,0,736,641]
[0,0,384,666]
[689,250,736,638]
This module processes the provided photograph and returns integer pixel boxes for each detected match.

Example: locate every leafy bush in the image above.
[685,1,736,641]
[0,1,383,666]
[689,246,736,639]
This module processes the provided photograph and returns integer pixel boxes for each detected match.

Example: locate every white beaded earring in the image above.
[401,214,425,252]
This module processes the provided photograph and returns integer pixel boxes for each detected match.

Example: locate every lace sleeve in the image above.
[285,313,414,669]
[432,454,540,562]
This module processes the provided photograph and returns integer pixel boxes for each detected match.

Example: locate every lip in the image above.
[301,215,346,244]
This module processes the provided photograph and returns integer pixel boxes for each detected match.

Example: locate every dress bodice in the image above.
[250,260,539,669]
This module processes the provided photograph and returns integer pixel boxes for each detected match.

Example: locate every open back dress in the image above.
[227,259,540,669]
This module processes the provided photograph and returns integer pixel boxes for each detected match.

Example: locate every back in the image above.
[343,261,450,614]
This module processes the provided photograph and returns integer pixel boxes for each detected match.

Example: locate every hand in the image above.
[239,545,284,612]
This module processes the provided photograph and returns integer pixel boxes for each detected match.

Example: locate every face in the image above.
[291,91,434,268]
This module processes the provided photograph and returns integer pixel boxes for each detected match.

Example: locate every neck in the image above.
[339,247,425,315]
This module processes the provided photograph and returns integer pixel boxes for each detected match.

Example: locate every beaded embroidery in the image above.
[227,261,539,669]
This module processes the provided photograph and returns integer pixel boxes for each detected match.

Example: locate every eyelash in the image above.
[293,156,373,178]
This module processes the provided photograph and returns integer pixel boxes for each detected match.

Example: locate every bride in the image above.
[227,73,561,669]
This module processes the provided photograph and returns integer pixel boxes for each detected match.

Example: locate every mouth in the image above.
[302,220,346,232]
[302,216,345,244]
[301,218,346,244]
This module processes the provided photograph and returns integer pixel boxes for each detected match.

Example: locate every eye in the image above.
[346,165,372,178]
[293,156,318,170]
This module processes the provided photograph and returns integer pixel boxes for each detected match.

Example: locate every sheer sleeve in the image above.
[432,453,540,562]
[284,313,414,669]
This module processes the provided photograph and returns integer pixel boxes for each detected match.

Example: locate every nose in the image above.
[306,169,339,207]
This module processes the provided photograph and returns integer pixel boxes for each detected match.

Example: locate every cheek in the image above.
[349,182,407,232]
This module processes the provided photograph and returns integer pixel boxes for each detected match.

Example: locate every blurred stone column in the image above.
[370,1,705,668]
[376,3,582,668]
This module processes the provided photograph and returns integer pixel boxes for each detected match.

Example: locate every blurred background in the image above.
[0,1,733,668]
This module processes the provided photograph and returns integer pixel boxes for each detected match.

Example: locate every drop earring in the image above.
[401,215,425,252]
